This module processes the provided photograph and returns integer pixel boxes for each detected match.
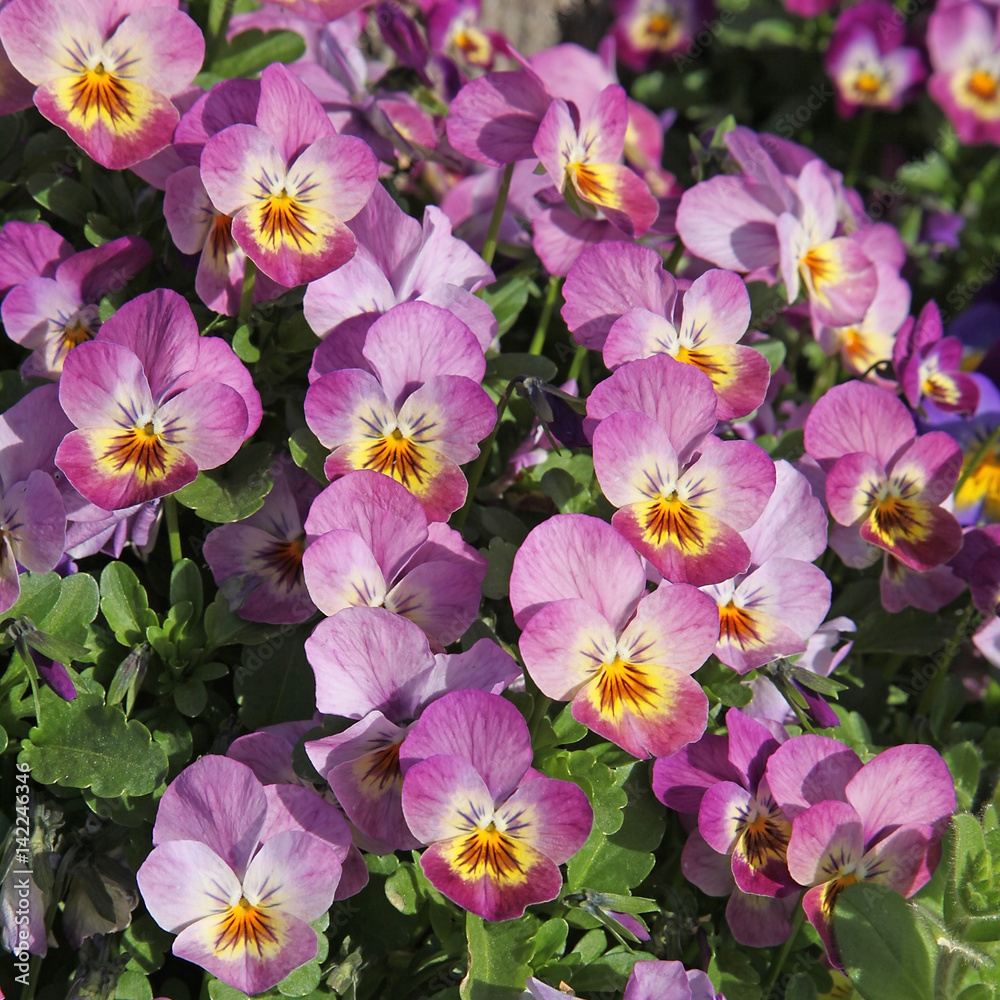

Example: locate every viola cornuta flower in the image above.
[610,0,710,70]
[0,220,73,300]
[0,0,205,169]
[400,690,593,921]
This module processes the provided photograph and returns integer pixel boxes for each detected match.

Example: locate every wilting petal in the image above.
[765,735,862,821]
[509,513,646,629]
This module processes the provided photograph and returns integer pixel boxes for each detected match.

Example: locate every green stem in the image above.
[763,904,805,996]
[238,257,257,328]
[165,494,182,564]
[662,237,685,274]
[480,163,514,268]
[452,383,514,529]
[845,109,874,188]
[955,420,1000,495]
[204,0,235,68]
[528,276,562,355]
[915,601,977,719]
[567,344,588,383]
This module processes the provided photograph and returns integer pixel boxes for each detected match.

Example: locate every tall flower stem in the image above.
[529,276,563,355]
[452,382,514,529]
[480,162,514,268]
[165,494,183,564]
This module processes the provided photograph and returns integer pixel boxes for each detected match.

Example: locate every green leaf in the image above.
[23,630,90,663]
[945,744,982,813]
[833,883,936,1000]
[277,952,322,996]
[170,559,204,621]
[115,969,153,1000]
[208,980,248,1000]
[784,974,818,1000]
[479,538,517,600]
[20,691,168,797]
[478,271,537,337]
[234,633,316,728]
[0,370,31,412]
[530,918,568,967]
[27,173,97,226]
[708,948,761,1000]
[385,863,422,915]
[210,29,307,77]
[176,443,274,522]
[232,323,261,363]
[289,427,330,485]
[100,563,159,646]
[4,572,62,626]
[173,679,207,718]
[750,337,786,373]
[461,913,536,1000]
[486,353,558,383]
[541,467,592,514]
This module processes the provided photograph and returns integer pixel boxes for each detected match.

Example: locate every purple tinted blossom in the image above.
[0,221,72,300]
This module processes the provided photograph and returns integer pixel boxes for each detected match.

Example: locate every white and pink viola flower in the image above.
[825,1,926,116]
[304,301,495,522]
[1,235,151,379]
[304,607,519,851]
[400,690,593,921]
[512,514,720,759]
[203,460,321,625]
[0,0,204,170]
[199,63,378,288]
[304,183,497,357]
[303,470,486,649]
[563,242,771,419]
[136,756,349,995]
[55,289,261,510]
[928,1,1000,146]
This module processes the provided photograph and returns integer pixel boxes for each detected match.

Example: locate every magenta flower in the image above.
[825,1,926,116]
[303,470,486,648]
[305,608,519,850]
[203,460,321,625]
[55,289,260,510]
[512,514,720,759]
[532,84,658,239]
[611,0,711,69]
[0,0,204,170]
[305,183,496,357]
[137,756,349,995]
[0,385,68,613]
[304,301,495,521]
[400,690,592,921]
[928,1,1000,146]
[805,381,964,571]
[0,221,72,300]
[428,1,505,70]
[563,243,770,419]
[200,63,378,287]
[1,235,151,379]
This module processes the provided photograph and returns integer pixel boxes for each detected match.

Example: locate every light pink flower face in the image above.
[0,0,205,169]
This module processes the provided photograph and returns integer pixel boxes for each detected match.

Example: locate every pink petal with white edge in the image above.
[1,276,82,350]
[400,753,497,844]
[101,6,204,95]
[305,607,435,720]
[585,354,718,461]
[786,799,863,886]
[826,452,886,526]
[362,302,486,409]
[386,560,482,646]
[862,823,938,897]
[0,0,100,84]
[845,744,956,842]
[301,529,386,615]
[742,460,828,567]
[57,340,153,429]
[618,583,721,675]
[1,470,66,572]
[509,513,646,629]
[681,269,753,346]
[156,383,248,471]
[397,376,497,464]
[804,381,914,470]
[592,409,680,508]
[303,256,395,338]
[494,773,592,864]
[764,735,862,821]
[562,241,677,350]
[200,124,288,218]
[136,839,240,931]
[699,781,755,855]
[255,62,334,163]
[283,133,377,223]
[304,369,395,449]
[680,437,776,530]
[399,690,533,802]
[602,307,677,370]
[519,597,618,701]
[242,829,342,921]
[892,431,962,506]
[305,470,426,580]
[532,98,577,189]
[151,755,267,878]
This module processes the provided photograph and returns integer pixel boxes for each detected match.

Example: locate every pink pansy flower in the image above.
[0,386,68,613]
[0,0,204,170]
[589,358,776,585]
[532,84,658,239]
[200,63,378,288]
[304,183,496,357]
[928,1,1000,146]
[805,381,964,571]
[611,0,712,69]
[0,221,73,300]
[304,301,495,522]
[203,460,321,625]
[825,1,926,116]
[305,607,519,851]
[768,740,955,963]
[894,300,981,414]
[813,262,911,381]
[880,553,966,614]
[400,690,593,921]
[655,710,795,898]
[136,756,349,995]
[702,461,831,673]
[303,470,485,649]
[512,514,720,759]
[563,242,770,419]
[55,289,260,511]
[1,235,151,379]
[525,958,718,1000]
[0,1,34,118]
[428,1,505,70]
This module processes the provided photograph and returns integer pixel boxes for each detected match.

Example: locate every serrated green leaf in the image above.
[461,913,536,1000]
[176,442,274,522]
[834,883,936,1000]
[20,691,168,797]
